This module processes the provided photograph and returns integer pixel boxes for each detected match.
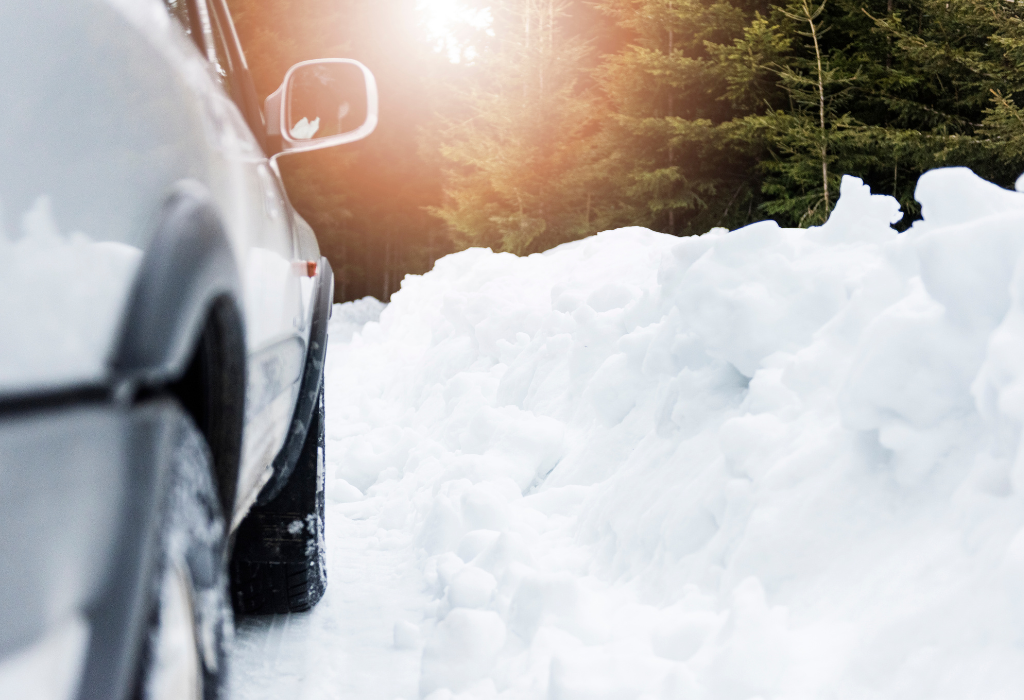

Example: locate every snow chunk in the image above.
[329,296,386,342]
[394,620,422,650]
[915,166,1024,228]
[419,609,506,696]
[813,174,902,243]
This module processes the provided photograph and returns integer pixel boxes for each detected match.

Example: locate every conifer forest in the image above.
[227,0,1024,301]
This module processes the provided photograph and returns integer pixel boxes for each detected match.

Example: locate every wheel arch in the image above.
[112,179,241,387]
[113,179,246,517]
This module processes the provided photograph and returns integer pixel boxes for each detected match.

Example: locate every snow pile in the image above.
[321,167,1024,699]
[329,295,386,343]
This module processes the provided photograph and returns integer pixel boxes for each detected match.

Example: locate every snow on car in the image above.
[232,168,1024,699]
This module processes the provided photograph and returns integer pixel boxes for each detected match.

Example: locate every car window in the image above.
[164,0,190,32]
[163,0,205,54]
[167,0,267,150]
[207,3,235,96]
[209,0,268,148]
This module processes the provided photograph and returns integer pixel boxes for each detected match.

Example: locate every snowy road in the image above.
[229,299,428,700]
[230,169,1024,699]
[228,514,427,700]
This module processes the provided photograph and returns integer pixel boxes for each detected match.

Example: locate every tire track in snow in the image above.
[228,298,428,700]
[230,298,429,700]
[229,483,430,700]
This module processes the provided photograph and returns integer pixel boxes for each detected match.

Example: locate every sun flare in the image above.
[416,0,492,61]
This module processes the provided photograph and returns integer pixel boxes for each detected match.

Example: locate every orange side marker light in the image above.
[292,260,318,277]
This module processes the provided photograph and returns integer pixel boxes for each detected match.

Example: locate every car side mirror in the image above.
[265,59,379,156]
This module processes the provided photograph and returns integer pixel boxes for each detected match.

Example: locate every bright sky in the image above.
[415,0,492,62]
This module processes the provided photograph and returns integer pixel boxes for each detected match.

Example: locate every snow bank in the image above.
[323,167,1024,699]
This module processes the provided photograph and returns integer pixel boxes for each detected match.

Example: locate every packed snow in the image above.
[231,167,1024,699]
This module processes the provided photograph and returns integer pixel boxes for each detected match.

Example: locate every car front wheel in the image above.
[136,414,230,700]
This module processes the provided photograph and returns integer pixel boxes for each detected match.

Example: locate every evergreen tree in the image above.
[735,0,897,225]
[429,0,613,254]
[595,0,1024,232]
[229,0,1024,271]
[594,0,767,235]
[866,0,1024,186]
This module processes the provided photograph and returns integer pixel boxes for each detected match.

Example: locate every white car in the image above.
[0,0,377,698]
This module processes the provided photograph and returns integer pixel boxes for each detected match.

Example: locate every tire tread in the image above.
[230,388,326,616]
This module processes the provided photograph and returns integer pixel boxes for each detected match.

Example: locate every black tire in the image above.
[136,414,231,700]
[230,386,327,614]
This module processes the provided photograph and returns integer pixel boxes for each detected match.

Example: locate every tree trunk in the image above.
[667,0,675,235]
[804,0,830,216]
[382,233,391,302]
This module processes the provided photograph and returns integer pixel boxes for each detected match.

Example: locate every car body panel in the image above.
[0,0,320,520]
[0,0,207,393]
[0,405,128,661]
[108,0,318,516]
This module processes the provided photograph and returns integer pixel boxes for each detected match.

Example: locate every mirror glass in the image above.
[285,62,368,142]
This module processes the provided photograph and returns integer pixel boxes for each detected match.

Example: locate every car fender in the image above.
[112,180,242,389]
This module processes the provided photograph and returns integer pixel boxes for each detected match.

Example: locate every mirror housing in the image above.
[265,59,379,156]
